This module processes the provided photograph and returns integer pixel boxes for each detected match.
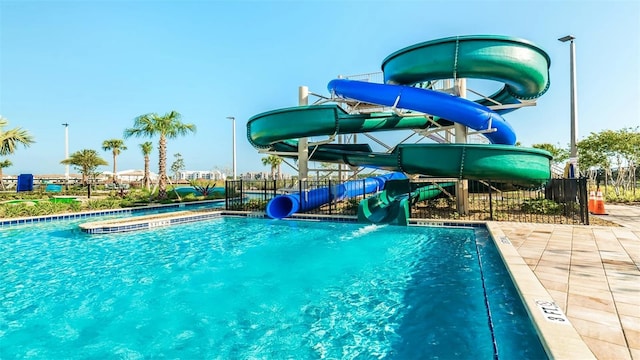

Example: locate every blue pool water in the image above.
[0,217,547,359]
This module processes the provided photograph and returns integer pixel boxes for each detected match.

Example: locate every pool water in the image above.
[0,217,547,359]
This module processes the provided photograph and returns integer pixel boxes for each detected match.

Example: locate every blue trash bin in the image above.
[16,174,34,192]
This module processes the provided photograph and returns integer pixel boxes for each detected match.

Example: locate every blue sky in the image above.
[1,0,638,177]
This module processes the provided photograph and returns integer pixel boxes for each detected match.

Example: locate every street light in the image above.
[558,35,579,178]
[226,116,236,180]
[62,123,69,188]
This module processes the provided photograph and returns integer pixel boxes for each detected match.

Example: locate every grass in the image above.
[0,184,224,219]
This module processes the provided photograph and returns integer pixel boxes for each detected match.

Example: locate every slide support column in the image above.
[298,86,309,181]
[455,78,469,215]
[568,38,579,178]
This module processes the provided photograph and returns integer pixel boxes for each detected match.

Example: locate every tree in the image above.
[577,128,639,170]
[0,116,35,188]
[0,159,11,190]
[577,127,639,193]
[171,153,185,181]
[261,154,283,180]
[532,143,569,165]
[60,149,108,198]
[102,139,127,184]
[124,111,196,199]
[139,141,153,191]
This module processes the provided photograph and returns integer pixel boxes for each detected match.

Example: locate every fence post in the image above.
[407,179,412,219]
[328,179,333,215]
[239,180,243,209]
[271,179,275,200]
[488,180,493,221]
[225,180,229,210]
[299,177,304,211]
[580,177,589,225]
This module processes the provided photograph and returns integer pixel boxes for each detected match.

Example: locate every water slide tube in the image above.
[265,172,406,219]
[357,180,455,225]
[247,35,553,219]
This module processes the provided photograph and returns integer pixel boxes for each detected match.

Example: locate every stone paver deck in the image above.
[491,204,639,359]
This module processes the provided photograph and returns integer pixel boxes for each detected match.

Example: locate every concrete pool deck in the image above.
[491,204,639,360]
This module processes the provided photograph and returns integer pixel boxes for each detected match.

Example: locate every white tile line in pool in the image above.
[485,222,596,360]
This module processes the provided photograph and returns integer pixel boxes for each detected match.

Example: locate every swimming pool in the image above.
[0,217,547,359]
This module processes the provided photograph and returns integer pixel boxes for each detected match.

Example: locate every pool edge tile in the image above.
[486,222,596,360]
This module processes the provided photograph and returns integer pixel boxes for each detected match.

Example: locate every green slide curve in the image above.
[382,35,551,105]
[357,180,455,226]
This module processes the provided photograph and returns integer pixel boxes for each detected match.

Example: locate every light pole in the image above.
[62,123,69,188]
[558,35,579,178]
[226,116,236,180]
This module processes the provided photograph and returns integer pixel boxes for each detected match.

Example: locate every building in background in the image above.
[175,170,226,181]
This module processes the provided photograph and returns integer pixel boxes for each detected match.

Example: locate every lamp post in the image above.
[226,116,236,180]
[62,123,69,189]
[558,35,579,177]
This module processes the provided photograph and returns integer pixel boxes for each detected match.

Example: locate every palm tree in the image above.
[124,111,196,199]
[102,139,127,184]
[139,141,153,191]
[60,149,108,198]
[0,159,11,190]
[261,154,283,180]
[0,117,35,188]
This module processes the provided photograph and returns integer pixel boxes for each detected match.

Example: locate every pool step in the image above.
[79,210,222,234]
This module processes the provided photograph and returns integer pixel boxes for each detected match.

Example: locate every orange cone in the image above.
[588,191,596,213]
[592,191,607,215]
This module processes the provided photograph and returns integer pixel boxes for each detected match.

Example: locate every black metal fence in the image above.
[225,177,589,225]
[410,178,589,224]
[225,179,372,216]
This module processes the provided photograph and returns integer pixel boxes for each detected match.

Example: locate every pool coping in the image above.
[79,210,224,234]
[3,207,599,358]
[485,222,596,359]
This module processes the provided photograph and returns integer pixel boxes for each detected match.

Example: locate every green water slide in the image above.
[382,35,551,103]
[357,180,455,226]
[247,35,553,223]
[248,106,551,181]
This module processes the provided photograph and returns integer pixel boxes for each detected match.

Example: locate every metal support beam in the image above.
[455,78,469,215]
[298,86,309,181]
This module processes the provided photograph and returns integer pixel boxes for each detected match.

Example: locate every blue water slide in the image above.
[327,79,516,145]
[265,172,406,219]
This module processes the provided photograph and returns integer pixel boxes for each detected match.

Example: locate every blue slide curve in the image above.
[327,79,516,145]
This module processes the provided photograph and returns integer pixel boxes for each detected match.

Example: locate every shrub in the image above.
[521,199,563,215]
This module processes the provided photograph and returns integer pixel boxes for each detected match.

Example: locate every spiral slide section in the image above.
[357,180,455,226]
[248,35,553,220]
